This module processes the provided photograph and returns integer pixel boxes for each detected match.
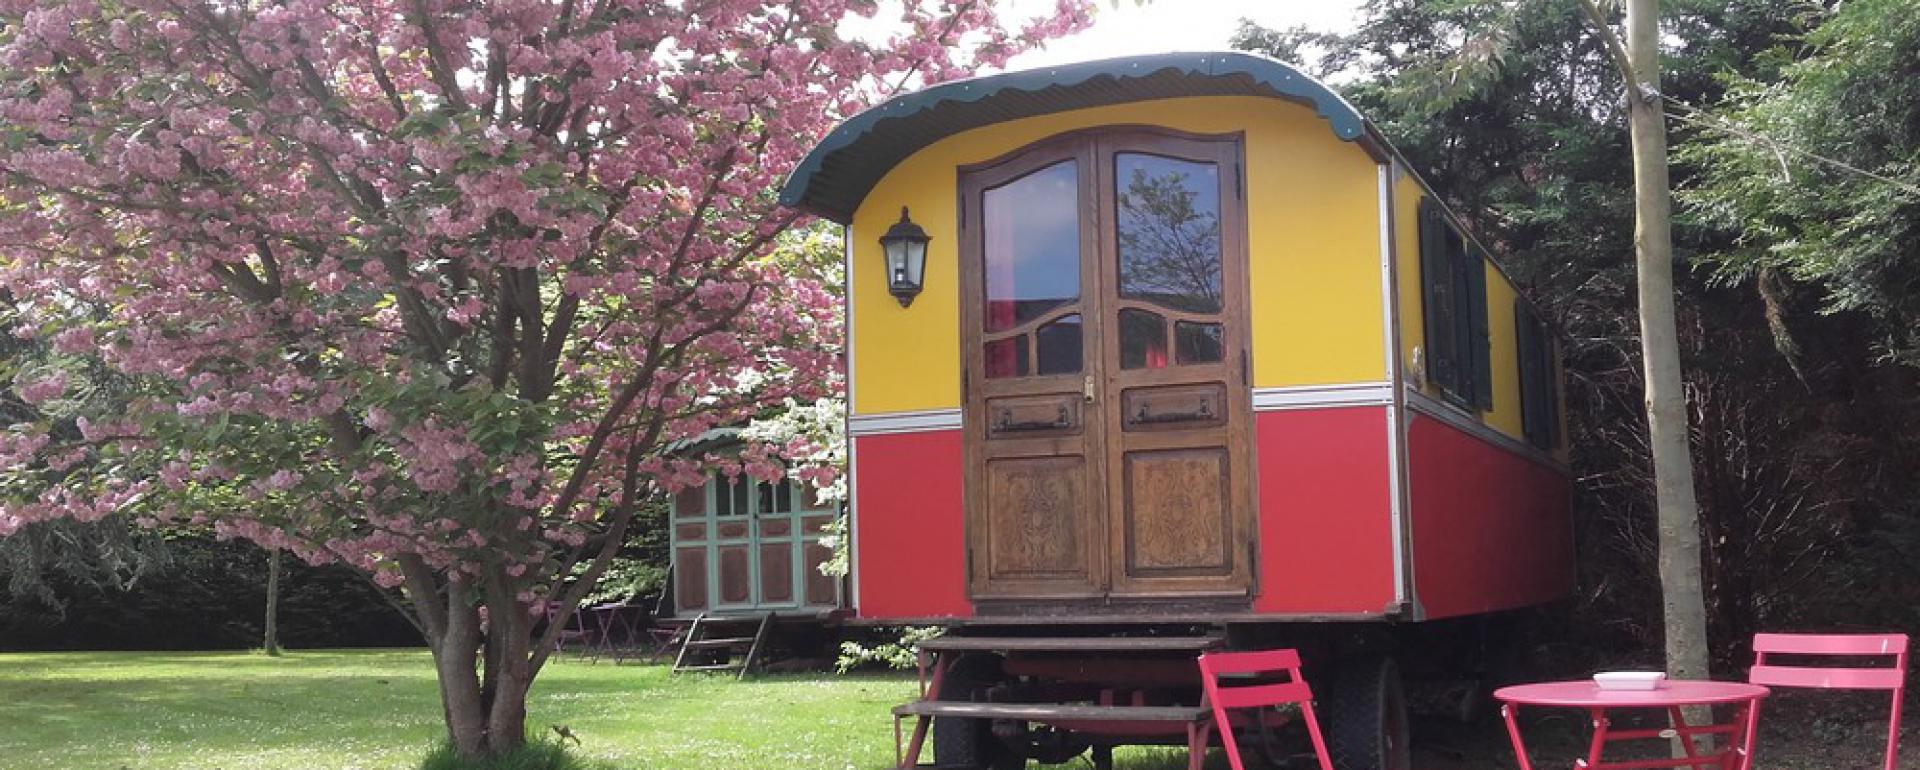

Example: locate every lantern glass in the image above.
[879,207,931,306]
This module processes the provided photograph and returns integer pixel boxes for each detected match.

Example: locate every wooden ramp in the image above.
[670,612,773,679]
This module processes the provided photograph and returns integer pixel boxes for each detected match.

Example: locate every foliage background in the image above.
[1236,0,1920,673]
[2,531,417,650]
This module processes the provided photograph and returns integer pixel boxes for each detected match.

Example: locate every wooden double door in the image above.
[959,128,1255,604]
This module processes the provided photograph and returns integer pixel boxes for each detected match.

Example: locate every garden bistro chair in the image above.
[544,602,596,660]
[1197,649,1335,770]
[1748,632,1909,770]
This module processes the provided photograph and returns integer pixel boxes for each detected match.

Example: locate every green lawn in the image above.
[0,649,1209,770]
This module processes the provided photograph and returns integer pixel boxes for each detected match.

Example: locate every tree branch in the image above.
[1577,0,1639,93]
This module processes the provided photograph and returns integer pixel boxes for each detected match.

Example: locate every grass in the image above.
[0,649,1208,770]
[5,650,1893,769]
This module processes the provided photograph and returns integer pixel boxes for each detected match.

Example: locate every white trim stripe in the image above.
[1250,382,1392,411]
[849,408,963,436]
[1405,389,1569,472]
[849,382,1399,436]
[1378,162,1409,612]
[843,225,860,613]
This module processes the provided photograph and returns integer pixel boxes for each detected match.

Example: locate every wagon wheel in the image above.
[932,653,1025,770]
[1324,657,1412,770]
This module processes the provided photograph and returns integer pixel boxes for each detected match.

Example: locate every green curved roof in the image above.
[779,51,1379,223]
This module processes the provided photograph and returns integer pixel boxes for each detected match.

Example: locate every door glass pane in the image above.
[984,336,1029,379]
[1119,309,1168,370]
[1175,321,1224,364]
[717,477,748,517]
[759,479,795,514]
[983,160,1081,333]
[1115,153,1222,314]
[1035,314,1083,375]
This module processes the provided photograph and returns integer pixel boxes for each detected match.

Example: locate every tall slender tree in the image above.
[1581,0,1712,683]
[263,545,282,656]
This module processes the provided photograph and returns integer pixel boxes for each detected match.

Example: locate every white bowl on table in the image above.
[1593,671,1668,691]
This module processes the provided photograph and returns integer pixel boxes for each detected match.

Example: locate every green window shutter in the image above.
[1543,335,1562,449]
[1515,301,1560,450]
[1418,200,1458,393]
[1444,228,1473,403]
[1466,249,1492,410]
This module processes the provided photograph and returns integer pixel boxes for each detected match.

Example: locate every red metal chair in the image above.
[1197,649,1335,770]
[1749,632,1909,770]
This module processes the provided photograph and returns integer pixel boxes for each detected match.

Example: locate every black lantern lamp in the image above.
[879,207,931,307]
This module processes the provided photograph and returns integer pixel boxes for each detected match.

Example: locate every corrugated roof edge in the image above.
[778,51,1376,223]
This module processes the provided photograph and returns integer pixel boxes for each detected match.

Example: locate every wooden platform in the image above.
[893,701,1208,723]
[917,635,1224,654]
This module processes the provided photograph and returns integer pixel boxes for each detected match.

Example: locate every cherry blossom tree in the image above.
[0,0,1090,758]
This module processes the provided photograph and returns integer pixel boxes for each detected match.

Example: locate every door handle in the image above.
[995,406,1071,433]
[1083,374,1096,403]
[1132,398,1214,425]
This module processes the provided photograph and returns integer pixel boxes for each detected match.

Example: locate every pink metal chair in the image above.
[1749,632,1909,770]
[1197,649,1335,770]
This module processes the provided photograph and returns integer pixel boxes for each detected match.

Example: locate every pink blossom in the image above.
[0,0,1079,661]
[16,373,65,405]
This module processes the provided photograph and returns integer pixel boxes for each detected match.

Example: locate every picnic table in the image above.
[1496,680,1768,770]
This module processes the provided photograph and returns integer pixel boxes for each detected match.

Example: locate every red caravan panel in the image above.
[850,430,972,619]
[851,407,1402,620]
[1407,412,1575,619]
[1250,406,1396,614]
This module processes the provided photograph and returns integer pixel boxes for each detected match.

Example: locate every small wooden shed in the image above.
[666,431,843,619]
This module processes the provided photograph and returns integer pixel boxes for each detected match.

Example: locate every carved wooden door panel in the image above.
[1095,134,1253,598]
[960,142,1109,600]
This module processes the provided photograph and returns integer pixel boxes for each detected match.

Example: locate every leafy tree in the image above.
[1233,0,1911,672]
[1682,0,1920,367]
[1580,0,1712,699]
[0,0,1091,759]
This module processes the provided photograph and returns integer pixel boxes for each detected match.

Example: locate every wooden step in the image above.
[684,636,756,648]
[678,663,746,672]
[892,701,1209,723]
[917,636,1224,654]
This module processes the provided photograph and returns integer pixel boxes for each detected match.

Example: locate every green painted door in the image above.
[671,475,841,617]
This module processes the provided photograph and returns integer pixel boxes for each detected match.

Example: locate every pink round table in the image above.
[1495,680,1769,770]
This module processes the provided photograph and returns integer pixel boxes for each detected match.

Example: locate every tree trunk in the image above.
[405,567,539,761]
[263,547,282,656]
[1623,0,1710,686]
[1624,0,1711,708]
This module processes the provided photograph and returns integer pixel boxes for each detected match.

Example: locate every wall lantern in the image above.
[879,207,932,307]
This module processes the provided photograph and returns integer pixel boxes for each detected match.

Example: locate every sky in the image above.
[1002,0,1367,70]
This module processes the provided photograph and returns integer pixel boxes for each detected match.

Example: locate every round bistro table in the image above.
[1495,680,1769,770]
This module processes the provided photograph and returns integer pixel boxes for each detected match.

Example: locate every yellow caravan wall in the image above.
[849,96,1385,415]
[1392,171,1525,442]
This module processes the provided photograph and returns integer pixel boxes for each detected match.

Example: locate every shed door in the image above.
[673,476,840,616]
[960,129,1253,603]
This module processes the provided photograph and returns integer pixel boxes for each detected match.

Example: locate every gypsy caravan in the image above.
[782,52,1572,769]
